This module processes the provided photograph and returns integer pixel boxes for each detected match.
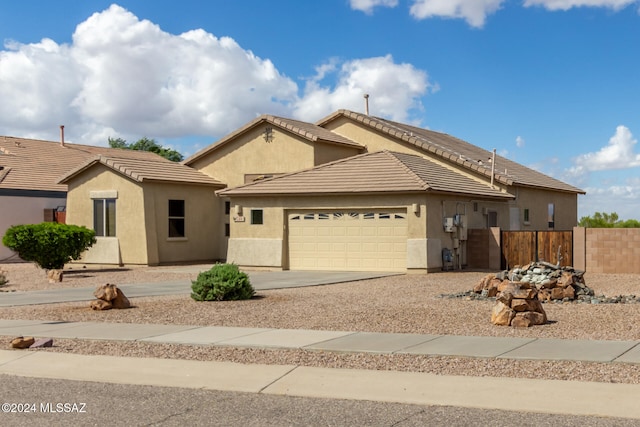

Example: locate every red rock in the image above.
[111,288,131,309]
[10,336,35,349]
[511,314,532,328]
[511,298,537,312]
[90,299,112,310]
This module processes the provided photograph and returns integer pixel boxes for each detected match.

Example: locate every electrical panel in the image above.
[443,217,455,232]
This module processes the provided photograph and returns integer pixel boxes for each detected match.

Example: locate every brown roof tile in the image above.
[218,150,514,199]
[59,155,224,187]
[183,114,363,166]
[0,136,220,192]
[317,110,585,194]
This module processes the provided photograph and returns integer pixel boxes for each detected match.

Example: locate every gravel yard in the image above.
[2,262,640,384]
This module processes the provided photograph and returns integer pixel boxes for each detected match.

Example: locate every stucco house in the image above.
[184,109,585,273]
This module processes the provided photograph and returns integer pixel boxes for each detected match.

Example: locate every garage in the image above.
[288,210,407,272]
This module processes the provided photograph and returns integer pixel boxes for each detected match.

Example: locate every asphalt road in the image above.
[0,375,636,427]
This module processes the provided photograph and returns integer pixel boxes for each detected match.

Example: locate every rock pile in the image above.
[474,262,593,303]
[90,284,131,310]
[490,282,547,327]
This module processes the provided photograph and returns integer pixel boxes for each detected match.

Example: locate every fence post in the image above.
[489,227,501,270]
[573,226,586,271]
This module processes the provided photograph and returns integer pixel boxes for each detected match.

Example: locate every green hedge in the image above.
[2,222,96,270]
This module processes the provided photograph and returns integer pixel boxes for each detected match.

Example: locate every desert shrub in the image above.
[191,263,254,301]
[2,222,96,271]
[0,269,7,287]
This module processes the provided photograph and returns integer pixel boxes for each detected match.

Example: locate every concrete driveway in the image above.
[0,270,400,307]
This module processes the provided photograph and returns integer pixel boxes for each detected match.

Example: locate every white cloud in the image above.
[294,55,432,123]
[0,4,433,147]
[572,126,640,173]
[523,0,637,11]
[349,0,399,14]
[516,136,525,148]
[409,0,505,28]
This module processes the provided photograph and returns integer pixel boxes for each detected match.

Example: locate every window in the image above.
[524,208,530,223]
[93,199,116,237]
[251,209,263,225]
[168,200,185,238]
[224,223,230,237]
[224,201,230,215]
[548,203,555,229]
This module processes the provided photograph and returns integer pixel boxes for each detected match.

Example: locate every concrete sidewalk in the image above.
[1,319,639,364]
[1,349,639,420]
[0,271,398,307]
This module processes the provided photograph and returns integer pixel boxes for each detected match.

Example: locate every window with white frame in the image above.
[93,199,116,237]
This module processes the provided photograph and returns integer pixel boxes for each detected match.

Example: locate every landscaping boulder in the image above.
[10,336,35,349]
[91,284,130,310]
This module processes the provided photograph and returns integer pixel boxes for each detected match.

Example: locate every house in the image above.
[204,110,585,273]
[0,134,221,265]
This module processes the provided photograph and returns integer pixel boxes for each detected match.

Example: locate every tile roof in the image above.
[0,136,219,192]
[218,150,514,199]
[183,114,363,166]
[317,110,585,195]
[59,155,224,187]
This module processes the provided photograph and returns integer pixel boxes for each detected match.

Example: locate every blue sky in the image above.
[1,0,639,220]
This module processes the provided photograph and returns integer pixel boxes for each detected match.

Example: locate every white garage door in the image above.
[288,210,407,272]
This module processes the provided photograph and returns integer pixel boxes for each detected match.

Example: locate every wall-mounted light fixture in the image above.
[412,203,419,214]
[235,205,243,216]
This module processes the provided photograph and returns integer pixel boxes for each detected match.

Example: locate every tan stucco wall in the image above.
[190,126,357,189]
[143,182,220,264]
[65,164,148,264]
[65,165,221,266]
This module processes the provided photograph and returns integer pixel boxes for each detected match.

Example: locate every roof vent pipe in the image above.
[60,125,65,147]
[490,148,496,188]
[364,94,370,115]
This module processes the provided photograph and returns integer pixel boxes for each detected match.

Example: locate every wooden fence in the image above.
[500,230,573,270]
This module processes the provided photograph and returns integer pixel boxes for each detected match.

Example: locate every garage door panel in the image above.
[289,210,407,272]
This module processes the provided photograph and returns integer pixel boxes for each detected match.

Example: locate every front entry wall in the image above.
[288,210,408,272]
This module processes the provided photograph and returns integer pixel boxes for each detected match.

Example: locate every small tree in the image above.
[2,223,96,281]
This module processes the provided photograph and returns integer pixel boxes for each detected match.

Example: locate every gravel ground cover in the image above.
[1,262,640,384]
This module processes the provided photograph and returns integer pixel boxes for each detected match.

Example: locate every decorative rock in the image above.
[111,288,131,309]
[94,284,119,301]
[511,298,537,312]
[491,301,515,326]
[11,336,35,349]
[90,299,112,310]
[92,284,130,310]
[29,338,53,348]
[46,269,63,283]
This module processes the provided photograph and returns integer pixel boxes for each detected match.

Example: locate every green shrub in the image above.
[191,263,254,301]
[2,222,96,271]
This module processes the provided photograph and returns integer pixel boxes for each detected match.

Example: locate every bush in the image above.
[0,269,7,287]
[191,263,254,301]
[2,222,96,271]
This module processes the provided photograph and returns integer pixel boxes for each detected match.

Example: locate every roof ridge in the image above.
[382,151,430,191]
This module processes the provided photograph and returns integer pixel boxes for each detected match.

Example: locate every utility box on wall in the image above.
[443,217,455,232]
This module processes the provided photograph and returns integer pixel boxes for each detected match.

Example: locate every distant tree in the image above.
[578,212,640,228]
[578,212,618,228]
[108,137,183,162]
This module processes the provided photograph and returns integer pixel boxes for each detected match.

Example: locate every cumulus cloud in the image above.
[523,0,637,11]
[349,0,399,14]
[572,126,640,173]
[0,4,434,147]
[294,55,433,123]
[409,0,505,28]
[516,136,525,148]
